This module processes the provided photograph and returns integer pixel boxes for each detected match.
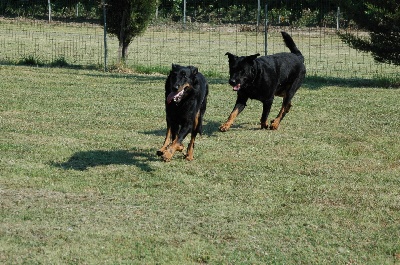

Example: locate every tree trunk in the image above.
[118,41,129,63]
[118,9,128,63]
[118,42,123,63]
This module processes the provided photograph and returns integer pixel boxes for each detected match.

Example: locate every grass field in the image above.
[1,64,400,264]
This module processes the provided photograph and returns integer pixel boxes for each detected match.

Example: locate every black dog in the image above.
[219,31,306,131]
[157,64,208,162]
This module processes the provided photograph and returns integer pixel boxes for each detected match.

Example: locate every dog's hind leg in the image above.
[271,81,301,129]
[270,100,292,130]
[186,111,202,161]
[270,72,304,130]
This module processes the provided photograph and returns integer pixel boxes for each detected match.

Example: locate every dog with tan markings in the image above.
[220,32,306,131]
[157,64,208,162]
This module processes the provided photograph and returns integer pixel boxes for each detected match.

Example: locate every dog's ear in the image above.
[225,52,238,66]
[245,53,260,63]
[172,64,180,70]
[189,66,198,76]
[225,52,237,59]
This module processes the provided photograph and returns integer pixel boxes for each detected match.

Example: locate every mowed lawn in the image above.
[0,65,399,264]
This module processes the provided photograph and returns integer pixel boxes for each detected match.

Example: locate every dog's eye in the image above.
[181,71,186,77]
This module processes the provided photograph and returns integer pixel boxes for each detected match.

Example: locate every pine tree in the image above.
[338,0,400,65]
[102,0,158,63]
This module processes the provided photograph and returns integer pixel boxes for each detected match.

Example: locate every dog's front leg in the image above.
[157,125,171,156]
[219,103,246,132]
[162,124,191,162]
[161,124,184,162]
[260,99,274,129]
[162,138,184,162]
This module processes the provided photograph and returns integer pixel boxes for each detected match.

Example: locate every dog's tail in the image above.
[281,32,304,62]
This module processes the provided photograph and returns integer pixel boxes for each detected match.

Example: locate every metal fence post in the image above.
[264,3,268,56]
[103,0,107,71]
[183,0,187,28]
[76,2,79,17]
[48,0,51,22]
[336,7,340,30]
[257,0,261,27]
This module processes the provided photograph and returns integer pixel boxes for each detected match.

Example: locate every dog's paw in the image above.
[185,154,194,161]
[219,124,230,132]
[270,120,280,130]
[260,122,269,129]
[176,144,185,152]
[162,150,173,162]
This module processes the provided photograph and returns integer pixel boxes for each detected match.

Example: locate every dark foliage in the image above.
[337,0,400,65]
[100,0,158,62]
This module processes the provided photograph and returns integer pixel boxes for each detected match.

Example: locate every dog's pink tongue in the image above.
[167,92,177,104]
[232,84,241,91]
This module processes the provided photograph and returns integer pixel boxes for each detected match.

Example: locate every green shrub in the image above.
[18,55,45,66]
[50,56,69,67]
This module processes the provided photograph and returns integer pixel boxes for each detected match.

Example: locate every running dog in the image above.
[219,31,306,131]
[157,64,208,162]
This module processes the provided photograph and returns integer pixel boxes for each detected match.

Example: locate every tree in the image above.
[338,0,400,65]
[102,0,158,63]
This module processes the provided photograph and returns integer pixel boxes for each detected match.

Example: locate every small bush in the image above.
[18,55,45,66]
[50,57,70,67]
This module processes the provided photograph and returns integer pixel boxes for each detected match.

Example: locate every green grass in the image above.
[1,65,400,264]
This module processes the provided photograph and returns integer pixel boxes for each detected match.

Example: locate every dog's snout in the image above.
[229,79,236,86]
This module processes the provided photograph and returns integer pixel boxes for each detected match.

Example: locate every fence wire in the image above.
[0,0,399,79]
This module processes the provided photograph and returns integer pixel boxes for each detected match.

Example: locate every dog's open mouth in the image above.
[232,84,241,91]
[167,83,191,104]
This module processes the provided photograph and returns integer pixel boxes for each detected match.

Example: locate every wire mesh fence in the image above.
[0,18,104,66]
[0,0,399,79]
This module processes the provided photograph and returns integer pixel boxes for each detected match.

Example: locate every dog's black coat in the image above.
[219,31,306,131]
[157,64,208,161]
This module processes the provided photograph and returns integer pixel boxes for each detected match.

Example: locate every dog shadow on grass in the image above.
[51,149,156,172]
